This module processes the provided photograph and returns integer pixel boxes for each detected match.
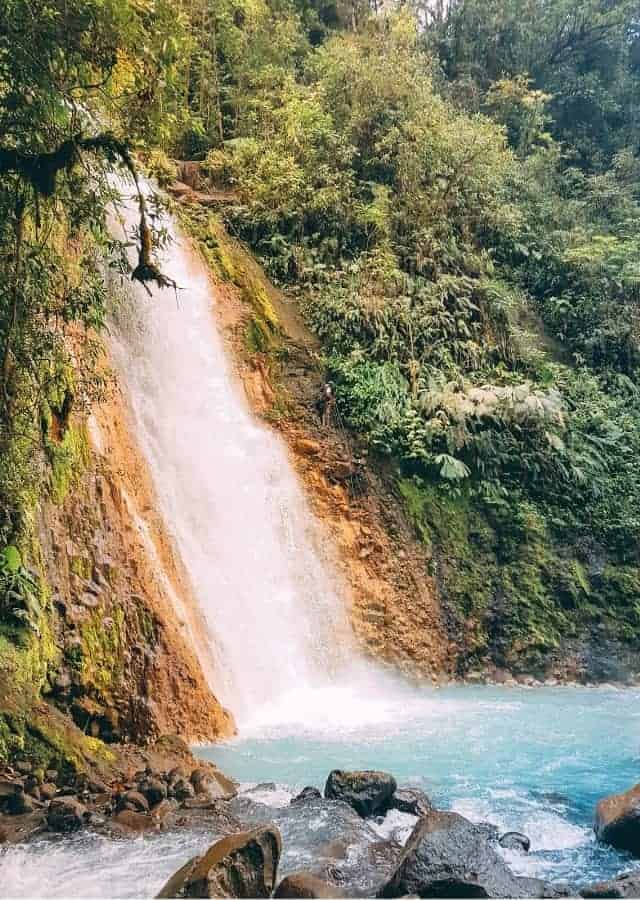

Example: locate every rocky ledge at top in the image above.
[2,760,639,898]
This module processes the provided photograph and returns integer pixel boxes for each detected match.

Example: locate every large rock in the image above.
[139,776,168,807]
[595,784,640,855]
[40,782,58,802]
[117,789,149,813]
[290,787,322,806]
[191,767,237,801]
[274,872,346,898]
[111,808,160,835]
[7,785,37,815]
[378,809,551,898]
[46,796,89,833]
[157,825,281,898]
[0,777,21,801]
[580,872,640,898]
[0,810,46,844]
[170,777,195,802]
[229,793,396,896]
[499,831,531,853]
[388,788,432,818]
[324,770,397,818]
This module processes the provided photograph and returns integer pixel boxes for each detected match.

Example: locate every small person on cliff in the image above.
[318,381,336,427]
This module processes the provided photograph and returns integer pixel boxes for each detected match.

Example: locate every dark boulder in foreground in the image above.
[230,791,399,896]
[595,783,640,856]
[157,825,281,898]
[274,871,347,898]
[388,788,432,818]
[290,786,322,805]
[46,796,89,833]
[580,871,640,898]
[378,809,556,898]
[325,770,397,818]
[499,831,531,853]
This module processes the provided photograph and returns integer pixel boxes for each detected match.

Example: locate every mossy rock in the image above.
[179,205,282,357]
[45,423,90,505]
[397,476,573,669]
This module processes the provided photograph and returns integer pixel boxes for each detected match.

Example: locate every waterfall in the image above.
[107,183,361,728]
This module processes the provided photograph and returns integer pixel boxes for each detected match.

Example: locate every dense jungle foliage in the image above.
[1,0,640,671]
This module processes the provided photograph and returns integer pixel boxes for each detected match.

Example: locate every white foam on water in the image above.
[370,808,418,844]
[240,783,295,806]
[0,831,205,899]
[453,794,588,852]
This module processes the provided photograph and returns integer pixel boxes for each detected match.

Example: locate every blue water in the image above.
[2,684,639,896]
[200,684,640,887]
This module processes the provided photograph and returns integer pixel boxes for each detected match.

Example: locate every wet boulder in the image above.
[378,809,549,898]
[40,782,58,802]
[7,785,38,815]
[324,770,397,818]
[0,777,21,803]
[274,871,346,898]
[156,825,281,898]
[580,871,640,898]
[111,808,160,835]
[140,776,168,807]
[151,798,179,826]
[290,787,322,806]
[23,774,41,798]
[388,788,432,818]
[117,789,149,813]
[46,796,89,833]
[595,783,640,855]
[230,792,397,896]
[171,777,195,802]
[499,831,531,853]
[0,809,47,844]
[191,767,237,801]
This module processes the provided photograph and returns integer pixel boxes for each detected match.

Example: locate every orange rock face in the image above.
[39,367,234,748]
[595,783,640,856]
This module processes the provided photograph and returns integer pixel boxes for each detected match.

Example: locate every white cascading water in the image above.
[108,181,378,729]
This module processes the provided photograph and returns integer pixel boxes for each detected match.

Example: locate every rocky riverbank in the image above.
[3,754,639,898]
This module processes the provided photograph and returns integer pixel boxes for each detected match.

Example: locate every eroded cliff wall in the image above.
[0,361,232,775]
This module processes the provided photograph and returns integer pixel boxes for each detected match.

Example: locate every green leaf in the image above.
[434,454,471,480]
[1,545,22,574]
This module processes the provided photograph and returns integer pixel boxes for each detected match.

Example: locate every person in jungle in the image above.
[319,381,336,427]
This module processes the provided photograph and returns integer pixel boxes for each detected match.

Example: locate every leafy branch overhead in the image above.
[0,134,175,292]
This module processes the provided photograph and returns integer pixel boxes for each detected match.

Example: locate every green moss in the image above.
[24,710,115,774]
[398,476,572,669]
[179,205,282,357]
[0,699,116,774]
[70,555,92,580]
[78,606,126,700]
[211,234,240,283]
[246,316,273,353]
[242,278,279,330]
[46,424,90,505]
